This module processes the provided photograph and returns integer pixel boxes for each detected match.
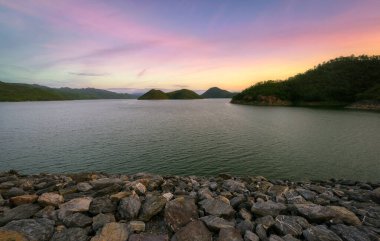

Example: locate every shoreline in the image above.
[0,171,379,240]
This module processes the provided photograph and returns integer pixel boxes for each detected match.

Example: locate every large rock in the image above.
[91,222,129,241]
[118,194,141,220]
[4,187,26,199]
[10,194,38,206]
[50,227,89,241]
[295,188,316,201]
[0,204,41,226]
[129,234,169,241]
[303,225,342,241]
[139,195,166,221]
[222,180,247,193]
[218,228,243,241]
[255,216,275,230]
[89,196,116,214]
[251,201,286,217]
[330,224,371,241]
[34,206,57,221]
[58,197,92,212]
[128,220,145,233]
[76,182,93,192]
[292,204,360,225]
[0,230,28,241]
[273,215,310,236]
[200,215,235,231]
[371,187,380,204]
[1,218,54,241]
[38,192,64,207]
[268,185,289,197]
[90,178,124,189]
[244,230,259,241]
[199,198,235,218]
[164,197,198,232]
[172,220,212,241]
[63,212,92,228]
[92,213,115,231]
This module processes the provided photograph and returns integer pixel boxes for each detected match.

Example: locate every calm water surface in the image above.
[0,99,379,181]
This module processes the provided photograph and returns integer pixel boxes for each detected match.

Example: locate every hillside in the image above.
[0,81,135,101]
[138,89,202,100]
[231,55,380,109]
[201,87,235,98]
[166,89,202,99]
[138,89,169,100]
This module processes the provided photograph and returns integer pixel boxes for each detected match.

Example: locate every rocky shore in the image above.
[0,171,379,241]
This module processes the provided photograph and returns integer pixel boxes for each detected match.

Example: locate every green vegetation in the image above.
[138,89,202,100]
[0,81,134,101]
[232,55,380,106]
[138,89,169,100]
[201,87,236,98]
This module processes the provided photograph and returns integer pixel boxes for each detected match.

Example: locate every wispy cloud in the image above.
[137,69,147,78]
[69,72,109,77]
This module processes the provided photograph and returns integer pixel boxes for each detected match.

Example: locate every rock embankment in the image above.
[0,171,379,241]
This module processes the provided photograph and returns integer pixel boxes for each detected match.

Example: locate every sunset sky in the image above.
[0,0,380,92]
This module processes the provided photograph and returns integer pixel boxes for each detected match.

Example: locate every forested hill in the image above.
[231,55,380,107]
[0,81,135,101]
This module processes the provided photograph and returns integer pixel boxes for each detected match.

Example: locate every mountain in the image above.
[201,87,235,98]
[231,55,380,109]
[138,89,203,100]
[138,89,169,100]
[166,89,202,99]
[0,81,135,101]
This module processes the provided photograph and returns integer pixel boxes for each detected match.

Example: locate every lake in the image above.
[0,99,379,181]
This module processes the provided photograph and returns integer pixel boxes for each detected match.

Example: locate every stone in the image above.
[63,212,92,228]
[268,185,289,197]
[223,180,247,193]
[129,234,169,241]
[269,235,285,241]
[332,224,373,241]
[0,230,29,241]
[251,201,287,217]
[282,234,300,241]
[244,230,259,241]
[255,216,275,230]
[199,198,235,218]
[303,225,343,241]
[139,195,167,222]
[236,220,254,235]
[129,220,145,233]
[200,215,235,231]
[273,215,310,236]
[255,224,268,241]
[0,181,16,189]
[230,195,245,208]
[209,182,218,191]
[198,187,213,200]
[291,204,335,223]
[239,208,252,221]
[172,220,212,241]
[93,184,122,197]
[92,213,115,231]
[77,182,93,192]
[164,197,199,232]
[328,206,361,226]
[4,187,26,199]
[38,192,64,207]
[134,182,147,195]
[50,227,89,241]
[295,188,316,201]
[1,218,54,241]
[0,194,4,206]
[111,191,130,201]
[58,197,92,212]
[90,178,124,189]
[118,194,141,220]
[91,222,129,241]
[34,206,58,220]
[59,186,78,196]
[218,228,244,241]
[162,192,174,201]
[10,194,38,206]
[0,204,41,226]
[371,187,380,204]
[89,196,116,214]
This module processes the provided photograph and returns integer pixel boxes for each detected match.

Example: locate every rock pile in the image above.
[0,171,379,241]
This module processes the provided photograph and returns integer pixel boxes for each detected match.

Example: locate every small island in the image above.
[138,89,202,100]
[201,87,236,98]
[231,55,380,110]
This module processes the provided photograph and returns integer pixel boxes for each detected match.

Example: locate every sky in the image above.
[0,0,380,92]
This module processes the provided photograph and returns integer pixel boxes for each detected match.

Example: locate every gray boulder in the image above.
[218,227,243,241]
[1,218,54,241]
[251,201,286,217]
[173,220,212,241]
[63,213,92,228]
[200,215,235,231]
[273,215,310,236]
[89,196,116,214]
[303,225,343,241]
[118,194,141,220]
[50,227,89,241]
[199,198,235,218]
[0,204,41,226]
[164,197,198,232]
[139,195,167,221]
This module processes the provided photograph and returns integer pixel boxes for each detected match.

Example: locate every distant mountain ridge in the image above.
[0,81,135,101]
[201,87,236,98]
[138,89,202,100]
